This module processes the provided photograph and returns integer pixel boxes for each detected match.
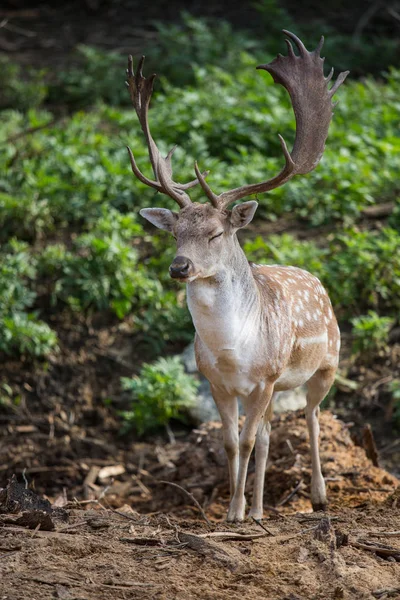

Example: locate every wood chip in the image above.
[98,465,126,480]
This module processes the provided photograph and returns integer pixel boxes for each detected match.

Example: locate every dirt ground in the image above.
[1,413,399,600]
[1,501,400,600]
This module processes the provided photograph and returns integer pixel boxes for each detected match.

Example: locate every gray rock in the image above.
[181,342,307,424]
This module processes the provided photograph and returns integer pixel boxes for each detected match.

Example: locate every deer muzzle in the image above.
[169,255,195,280]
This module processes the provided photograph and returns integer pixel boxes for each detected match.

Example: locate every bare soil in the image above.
[1,502,400,600]
[1,413,399,600]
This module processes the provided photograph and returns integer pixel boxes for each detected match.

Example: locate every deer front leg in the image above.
[248,393,276,520]
[211,386,239,498]
[227,382,274,523]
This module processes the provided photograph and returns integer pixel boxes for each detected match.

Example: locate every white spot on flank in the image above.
[298,332,328,347]
[295,305,301,313]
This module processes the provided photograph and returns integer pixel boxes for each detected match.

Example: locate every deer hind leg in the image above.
[227,382,274,523]
[248,393,277,520]
[305,367,336,511]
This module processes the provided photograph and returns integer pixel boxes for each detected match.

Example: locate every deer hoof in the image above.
[312,502,328,512]
[248,509,263,520]
[226,514,245,523]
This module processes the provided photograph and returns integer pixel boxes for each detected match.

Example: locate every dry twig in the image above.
[199,530,270,541]
[368,531,400,538]
[277,479,304,507]
[159,480,211,526]
[251,517,275,536]
[352,539,400,561]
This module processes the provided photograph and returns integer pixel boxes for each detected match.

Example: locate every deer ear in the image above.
[139,208,178,233]
[230,201,258,229]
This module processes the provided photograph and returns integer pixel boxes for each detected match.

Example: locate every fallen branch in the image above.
[120,537,162,546]
[352,539,400,561]
[198,531,270,541]
[372,588,400,599]
[368,531,400,538]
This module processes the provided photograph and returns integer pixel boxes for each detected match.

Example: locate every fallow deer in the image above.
[126,31,349,521]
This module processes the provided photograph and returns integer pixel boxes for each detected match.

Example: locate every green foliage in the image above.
[244,234,327,276]
[350,311,393,359]
[0,240,57,357]
[0,56,47,111]
[49,210,144,316]
[120,356,199,435]
[36,210,192,350]
[0,313,58,358]
[48,45,128,109]
[149,13,260,87]
[0,192,53,243]
[2,57,399,229]
[326,228,400,317]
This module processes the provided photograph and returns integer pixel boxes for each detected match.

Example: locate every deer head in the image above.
[127,31,349,282]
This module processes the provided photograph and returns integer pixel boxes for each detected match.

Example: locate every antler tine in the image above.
[207,30,348,210]
[126,55,208,208]
[194,162,219,207]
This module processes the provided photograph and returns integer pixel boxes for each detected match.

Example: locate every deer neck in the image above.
[186,238,261,353]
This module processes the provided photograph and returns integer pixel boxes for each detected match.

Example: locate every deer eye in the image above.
[209,231,223,242]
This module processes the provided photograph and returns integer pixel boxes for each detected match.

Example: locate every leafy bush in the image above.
[120,356,199,435]
[326,228,400,317]
[350,311,393,359]
[2,61,399,235]
[0,240,57,357]
[48,45,128,109]
[149,13,261,87]
[0,192,53,243]
[0,313,58,358]
[35,209,193,351]
[244,234,327,276]
[0,56,47,111]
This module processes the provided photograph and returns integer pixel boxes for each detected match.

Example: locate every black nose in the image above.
[169,255,194,279]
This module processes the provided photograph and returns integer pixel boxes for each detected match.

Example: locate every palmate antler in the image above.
[127,31,349,210]
[126,56,208,208]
